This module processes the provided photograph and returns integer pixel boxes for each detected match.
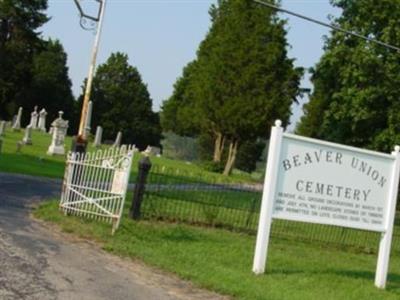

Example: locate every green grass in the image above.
[140,189,400,253]
[35,199,400,300]
[0,129,255,183]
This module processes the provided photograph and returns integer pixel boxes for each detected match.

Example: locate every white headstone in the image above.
[113,131,122,147]
[94,126,103,147]
[12,107,23,131]
[47,111,69,155]
[38,108,48,132]
[22,125,33,145]
[84,101,93,139]
[30,106,39,129]
[0,121,5,137]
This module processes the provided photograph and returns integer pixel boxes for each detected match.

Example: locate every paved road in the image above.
[0,173,228,300]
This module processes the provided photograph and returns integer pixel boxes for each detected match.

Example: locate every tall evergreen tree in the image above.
[87,52,161,149]
[31,39,75,128]
[163,0,302,175]
[0,0,49,119]
[161,61,200,137]
[297,0,400,152]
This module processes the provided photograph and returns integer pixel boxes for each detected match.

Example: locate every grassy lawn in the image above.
[141,189,400,253]
[35,199,400,300]
[0,129,255,183]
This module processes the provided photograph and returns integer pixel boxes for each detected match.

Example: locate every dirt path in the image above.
[0,172,229,300]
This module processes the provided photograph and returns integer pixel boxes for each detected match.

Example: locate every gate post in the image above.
[129,155,152,220]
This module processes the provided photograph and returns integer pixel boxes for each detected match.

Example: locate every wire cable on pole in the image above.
[253,0,400,53]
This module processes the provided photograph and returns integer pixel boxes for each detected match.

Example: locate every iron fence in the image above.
[140,165,400,253]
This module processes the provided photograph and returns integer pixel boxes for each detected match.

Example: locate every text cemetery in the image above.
[253,120,400,289]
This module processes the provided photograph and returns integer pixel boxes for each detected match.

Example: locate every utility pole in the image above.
[72,0,107,153]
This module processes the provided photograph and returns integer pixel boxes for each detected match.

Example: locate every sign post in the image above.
[253,120,283,274]
[375,146,400,288]
[253,120,400,289]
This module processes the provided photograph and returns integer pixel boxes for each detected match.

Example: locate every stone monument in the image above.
[94,126,103,147]
[22,125,33,145]
[12,107,23,131]
[38,108,48,132]
[30,106,39,129]
[47,111,69,155]
[0,121,6,137]
[113,131,122,148]
[84,101,93,138]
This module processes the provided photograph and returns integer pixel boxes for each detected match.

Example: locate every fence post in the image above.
[129,155,152,220]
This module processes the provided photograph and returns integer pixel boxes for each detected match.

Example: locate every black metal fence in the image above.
[140,165,400,253]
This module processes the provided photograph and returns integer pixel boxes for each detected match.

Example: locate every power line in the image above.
[253,0,400,53]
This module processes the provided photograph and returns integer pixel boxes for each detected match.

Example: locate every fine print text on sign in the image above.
[273,135,394,232]
[252,120,400,289]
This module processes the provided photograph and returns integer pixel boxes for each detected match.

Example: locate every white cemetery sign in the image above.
[253,120,400,289]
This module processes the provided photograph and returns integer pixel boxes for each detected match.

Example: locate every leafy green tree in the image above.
[161,61,200,137]
[235,140,265,173]
[164,0,302,175]
[0,0,49,119]
[31,39,75,129]
[87,52,161,149]
[297,0,400,152]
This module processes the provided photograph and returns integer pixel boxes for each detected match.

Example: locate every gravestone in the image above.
[0,121,5,137]
[22,125,33,145]
[47,111,69,155]
[84,101,93,138]
[38,108,48,132]
[94,126,103,147]
[12,107,23,131]
[30,106,39,129]
[113,131,122,147]
[142,145,161,156]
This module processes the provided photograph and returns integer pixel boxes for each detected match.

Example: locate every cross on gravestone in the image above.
[30,106,39,129]
[47,111,69,156]
[38,108,48,132]
[113,131,122,148]
[12,107,23,131]
[94,126,103,147]
[22,125,33,145]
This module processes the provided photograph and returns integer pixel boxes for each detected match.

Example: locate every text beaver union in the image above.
[281,149,387,188]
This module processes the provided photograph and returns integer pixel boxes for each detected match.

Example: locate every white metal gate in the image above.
[60,146,134,233]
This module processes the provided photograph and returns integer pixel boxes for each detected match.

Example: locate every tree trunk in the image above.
[213,132,225,162]
[223,140,238,176]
